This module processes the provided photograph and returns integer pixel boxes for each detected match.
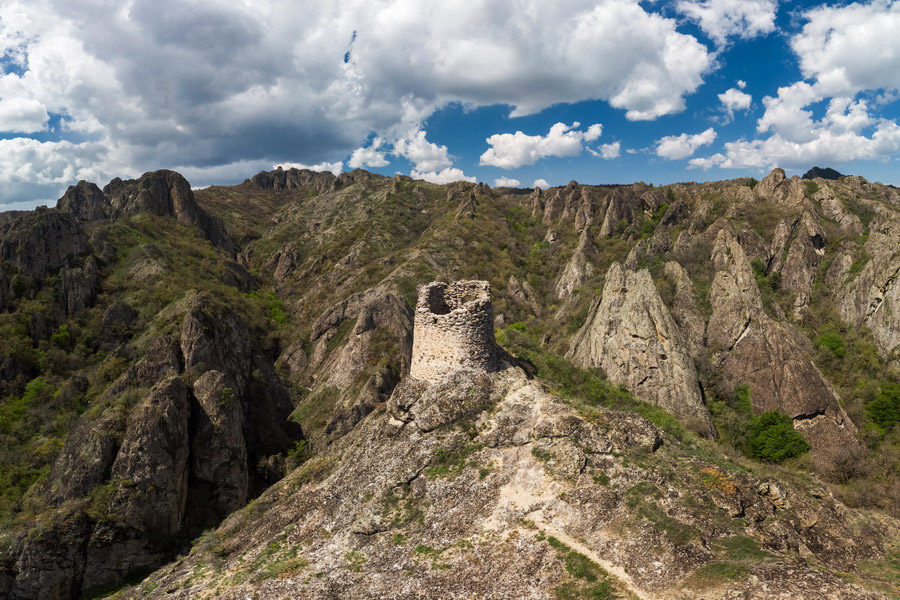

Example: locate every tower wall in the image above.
[409,280,498,381]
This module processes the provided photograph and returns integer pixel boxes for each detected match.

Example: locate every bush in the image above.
[867,382,900,432]
[746,411,810,463]
[815,332,847,359]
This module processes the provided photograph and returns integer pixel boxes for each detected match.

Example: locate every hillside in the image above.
[0,166,897,599]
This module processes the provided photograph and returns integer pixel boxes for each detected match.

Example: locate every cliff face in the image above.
[0,166,898,600]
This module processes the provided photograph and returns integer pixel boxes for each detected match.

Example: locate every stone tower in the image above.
[409,280,498,381]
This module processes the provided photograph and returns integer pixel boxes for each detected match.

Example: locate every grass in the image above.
[546,536,617,600]
[424,442,484,478]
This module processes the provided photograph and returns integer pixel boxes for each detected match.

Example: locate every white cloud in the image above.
[718,85,752,120]
[533,178,549,189]
[480,122,603,169]
[655,127,717,160]
[0,0,718,202]
[589,141,621,159]
[411,167,476,184]
[0,98,49,133]
[791,0,900,97]
[676,0,777,45]
[394,130,453,173]
[690,86,900,170]
[347,137,389,169]
[494,176,521,187]
[276,161,343,175]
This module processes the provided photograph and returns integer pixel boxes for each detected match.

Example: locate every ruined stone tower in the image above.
[409,280,498,381]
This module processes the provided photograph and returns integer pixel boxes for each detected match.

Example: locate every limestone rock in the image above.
[249,166,338,193]
[568,262,714,435]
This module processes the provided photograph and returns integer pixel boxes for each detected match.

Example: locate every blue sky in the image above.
[1,0,899,209]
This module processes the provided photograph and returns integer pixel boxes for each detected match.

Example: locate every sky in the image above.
[1,0,899,210]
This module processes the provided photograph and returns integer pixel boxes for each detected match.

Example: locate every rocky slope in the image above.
[0,165,897,599]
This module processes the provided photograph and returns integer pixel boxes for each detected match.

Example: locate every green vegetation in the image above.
[424,442,484,478]
[867,382,900,432]
[746,411,810,463]
[546,536,617,600]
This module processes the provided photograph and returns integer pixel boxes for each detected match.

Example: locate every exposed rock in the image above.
[58,256,99,316]
[555,228,596,299]
[42,409,125,506]
[219,260,256,292]
[190,370,249,514]
[816,186,863,235]
[706,228,861,467]
[455,191,478,219]
[664,261,705,360]
[267,243,301,284]
[508,275,543,316]
[56,181,111,222]
[568,262,715,435]
[0,208,88,283]
[779,210,827,317]
[803,166,843,180]
[101,301,139,339]
[104,170,234,251]
[109,377,191,535]
[599,187,635,236]
[835,212,900,361]
[756,168,806,205]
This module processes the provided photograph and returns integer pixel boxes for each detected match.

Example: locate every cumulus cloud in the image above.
[276,161,344,175]
[676,0,777,45]
[718,85,752,121]
[411,168,476,184]
[394,130,453,173]
[589,141,621,159]
[0,0,717,202]
[655,128,717,160]
[690,87,900,170]
[0,98,49,133]
[480,122,603,169]
[533,178,550,189]
[347,137,389,169]
[494,176,521,187]
[791,0,900,97]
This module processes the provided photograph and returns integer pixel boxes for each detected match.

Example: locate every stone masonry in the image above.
[409,280,498,381]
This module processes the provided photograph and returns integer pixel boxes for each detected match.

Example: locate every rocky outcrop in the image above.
[755,168,805,205]
[778,210,827,317]
[103,170,234,251]
[803,166,843,180]
[0,208,88,284]
[249,166,338,193]
[58,256,99,316]
[57,181,111,223]
[835,212,900,361]
[109,377,191,535]
[663,261,705,360]
[568,262,715,435]
[706,228,861,468]
[555,228,596,298]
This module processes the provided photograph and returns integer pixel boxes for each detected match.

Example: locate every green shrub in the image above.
[50,324,73,349]
[746,411,810,463]
[867,382,900,432]
[804,181,820,196]
[815,332,847,359]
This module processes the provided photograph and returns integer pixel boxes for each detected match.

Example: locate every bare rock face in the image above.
[835,212,900,362]
[568,262,715,435]
[664,261,705,360]
[755,168,805,205]
[779,210,827,318]
[556,228,596,299]
[409,281,498,382]
[57,181,111,222]
[109,377,191,535]
[0,208,88,284]
[508,275,543,316]
[249,166,338,193]
[816,186,864,235]
[103,170,234,251]
[706,228,861,468]
[58,256,99,316]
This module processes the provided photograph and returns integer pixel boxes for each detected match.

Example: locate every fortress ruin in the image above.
[409,280,499,381]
